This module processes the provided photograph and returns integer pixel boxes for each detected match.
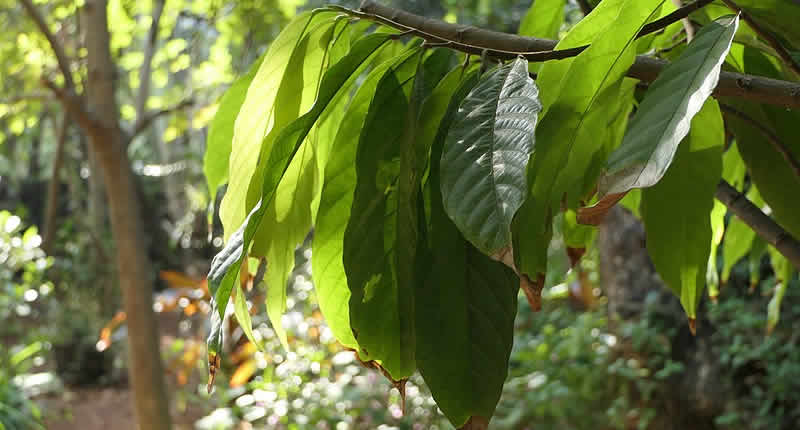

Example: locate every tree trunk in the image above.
[599,207,726,430]
[82,1,172,428]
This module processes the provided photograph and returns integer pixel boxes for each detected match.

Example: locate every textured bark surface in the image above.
[599,207,726,430]
[82,1,172,428]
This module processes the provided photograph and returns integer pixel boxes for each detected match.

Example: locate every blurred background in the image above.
[2,0,799,429]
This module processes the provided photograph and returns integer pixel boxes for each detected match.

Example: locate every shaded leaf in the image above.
[418,69,518,428]
[441,57,541,255]
[640,99,724,321]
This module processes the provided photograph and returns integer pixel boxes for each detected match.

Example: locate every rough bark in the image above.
[81,1,172,429]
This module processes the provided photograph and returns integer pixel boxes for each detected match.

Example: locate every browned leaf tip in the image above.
[566,246,586,268]
[688,317,697,336]
[520,273,545,312]
[345,347,408,415]
[709,293,719,305]
[207,352,221,394]
[459,416,489,430]
[576,191,628,225]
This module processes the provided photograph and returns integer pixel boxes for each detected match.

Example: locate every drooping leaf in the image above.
[513,0,665,277]
[766,280,788,335]
[250,19,354,351]
[342,48,425,379]
[640,99,724,323]
[441,57,541,256]
[598,14,739,197]
[721,217,756,284]
[219,11,336,240]
[706,199,725,301]
[417,69,518,428]
[233,283,258,348]
[312,47,421,352]
[204,53,264,197]
[207,33,392,366]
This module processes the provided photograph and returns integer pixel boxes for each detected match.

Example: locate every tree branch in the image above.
[130,98,194,140]
[135,0,167,124]
[715,180,800,269]
[719,103,800,180]
[639,0,713,37]
[349,1,800,109]
[19,0,75,90]
[41,78,104,139]
[719,0,800,78]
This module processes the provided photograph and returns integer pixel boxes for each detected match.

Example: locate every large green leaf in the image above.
[203,53,263,197]
[733,0,800,50]
[312,47,421,352]
[342,49,425,379]
[440,57,541,256]
[206,33,391,361]
[418,70,518,428]
[218,11,335,240]
[518,0,566,40]
[513,0,665,277]
[640,99,724,322]
[599,14,739,197]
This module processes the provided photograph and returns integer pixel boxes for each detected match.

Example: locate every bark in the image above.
[81,1,172,429]
[43,114,69,254]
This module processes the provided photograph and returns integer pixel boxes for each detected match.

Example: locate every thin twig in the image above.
[638,0,713,37]
[129,98,194,140]
[715,180,800,269]
[41,78,103,139]
[350,1,800,109]
[19,0,75,89]
[719,0,800,78]
[719,103,800,180]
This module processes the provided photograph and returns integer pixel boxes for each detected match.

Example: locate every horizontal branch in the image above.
[352,1,800,109]
[42,78,104,140]
[715,180,800,270]
[129,98,194,140]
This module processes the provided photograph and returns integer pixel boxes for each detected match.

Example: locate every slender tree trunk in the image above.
[82,1,172,428]
[42,114,69,254]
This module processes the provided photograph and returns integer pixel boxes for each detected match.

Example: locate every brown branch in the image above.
[639,0,713,37]
[130,98,194,140]
[350,1,800,109]
[19,0,75,89]
[719,103,800,180]
[671,0,695,42]
[720,0,800,78]
[576,0,593,15]
[41,78,104,139]
[135,0,167,124]
[715,180,800,269]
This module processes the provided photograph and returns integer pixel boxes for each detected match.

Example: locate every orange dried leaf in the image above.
[577,191,628,225]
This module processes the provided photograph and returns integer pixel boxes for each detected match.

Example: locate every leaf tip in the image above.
[688,317,697,336]
[207,352,221,394]
[577,192,628,225]
[520,273,545,311]
[459,416,489,430]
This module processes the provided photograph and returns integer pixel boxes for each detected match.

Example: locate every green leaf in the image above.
[441,57,541,255]
[219,11,335,240]
[518,0,566,40]
[766,280,788,335]
[418,69,518,428]
[514,0,665,276]
[342,49,424,379]
[233,283,259,348]
[312,47,421,352]
[724,47,800,239]
[204,53,263,196]
[206,33,392,361]
[599,14,739,196]
[731,0,800,50]
[640,99,724,321]
[721,217,756,284]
